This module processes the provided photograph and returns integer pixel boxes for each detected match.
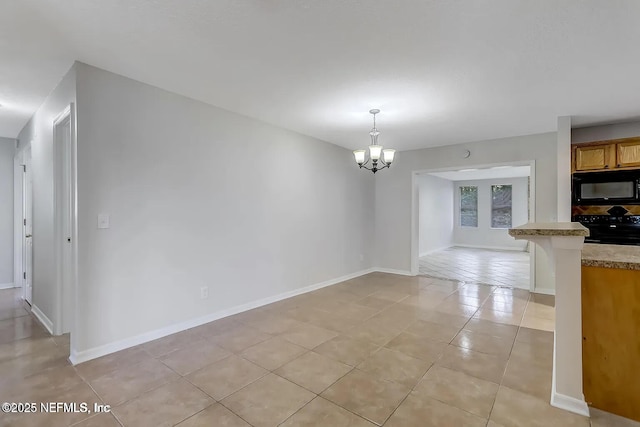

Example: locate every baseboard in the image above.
[69,267,377,365]
[550,331,590,417]
[551,392,590,417]
[373,267,414,276]
[31,304,54,334]
[0,282,15,290]
[533,287,556,296]
[453,244,527,252]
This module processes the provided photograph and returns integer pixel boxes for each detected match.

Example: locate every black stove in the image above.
[573,214,640,245]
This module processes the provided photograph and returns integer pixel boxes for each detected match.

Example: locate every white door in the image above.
[13,152,24,293]
[58,115,73,332]
[23,147,33,304]
[53,105,75,335]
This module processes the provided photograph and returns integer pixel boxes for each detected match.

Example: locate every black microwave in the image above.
[572,170,640,205]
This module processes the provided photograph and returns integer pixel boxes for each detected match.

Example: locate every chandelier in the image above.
[353,109,396,173]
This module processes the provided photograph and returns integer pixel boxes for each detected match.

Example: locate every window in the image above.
[491,184,512,228]
[460,186,478,227]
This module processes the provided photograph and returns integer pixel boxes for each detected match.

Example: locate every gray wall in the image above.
[418,174,453,255]
[572,120,640,143]
[0,138,16,286]
[374,132,557,291]
[74,63,375,355]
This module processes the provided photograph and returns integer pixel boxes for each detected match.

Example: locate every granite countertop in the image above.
[582,243,640,270]
[508,222,590,237]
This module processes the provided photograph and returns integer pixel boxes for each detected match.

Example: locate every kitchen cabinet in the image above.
[575,144,612,171]
[581,265,640,421]
[573,137,640,172]
[616,139,640,168]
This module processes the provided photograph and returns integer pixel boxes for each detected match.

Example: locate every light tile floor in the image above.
[0,275,638,426]
[420,246,530,289]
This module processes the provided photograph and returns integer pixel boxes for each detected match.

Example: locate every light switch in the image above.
[98,214,110,229]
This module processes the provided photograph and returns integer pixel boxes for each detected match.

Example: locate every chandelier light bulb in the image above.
[353,150,366,165]
[383,149,395,164]
[369,144,383,161]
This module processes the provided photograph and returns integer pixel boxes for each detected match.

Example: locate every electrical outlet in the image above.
[359,253,364,261]
[200,286,209,299]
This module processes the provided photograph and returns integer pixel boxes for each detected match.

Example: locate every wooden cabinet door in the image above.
[575,145,610,170]
[617,139,640,168]
[582,266,640,421]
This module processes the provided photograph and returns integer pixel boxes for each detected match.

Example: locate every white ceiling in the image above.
[2,1,640,150]
[428,165,530,181]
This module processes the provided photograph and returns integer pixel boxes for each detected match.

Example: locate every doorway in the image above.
[13,104,77,338]
[13,146,32,304]
[411,161,536,292]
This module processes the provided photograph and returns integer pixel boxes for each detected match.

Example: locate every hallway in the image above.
[0,288,69,380]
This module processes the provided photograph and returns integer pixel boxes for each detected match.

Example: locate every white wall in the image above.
[0,138,16,287]
[572,120,640,143]
[375,132,557,291]
[418,174,453,255]
[557,116,571,222]
[73,63,374,357]
[16,65,76,320]
[452,177,528,251]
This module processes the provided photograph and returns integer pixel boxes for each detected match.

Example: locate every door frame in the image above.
[13,147,26,296]
[23,147,33,304]
[411,160,537,293]
[53,104,78,337]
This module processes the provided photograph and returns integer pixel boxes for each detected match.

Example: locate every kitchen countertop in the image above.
[508,222,590,237]
[508,223,640,269]
[582,243,640,270]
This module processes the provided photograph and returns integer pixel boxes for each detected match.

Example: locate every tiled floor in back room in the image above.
[420,246,531,290]
[0,274,638,427]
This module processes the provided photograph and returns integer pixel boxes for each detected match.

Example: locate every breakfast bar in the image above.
[508,224,640,422]
[509,222,590,416]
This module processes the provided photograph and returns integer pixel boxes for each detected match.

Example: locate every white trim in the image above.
[533,287,556,296]
[0,283,15,290]
[374,268,414,276]
[13,147,24,295]
[528,160,537,293]
[550,330,590,417]
[69,267,377,365]
[550,392,590,417]
[410,171,420,275]
[410,160,537,285]
[21,145,33,304]
[53,105,70,335]
[69,103,79,358]
[452,244,527,252]
[31,305,54,334]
